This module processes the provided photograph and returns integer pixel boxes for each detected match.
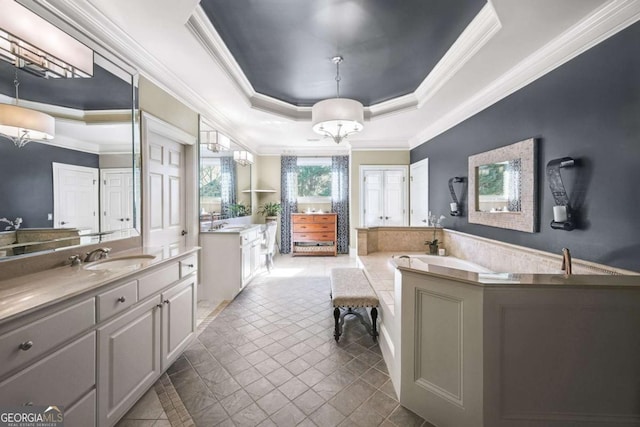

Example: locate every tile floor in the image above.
[119,254,431,427]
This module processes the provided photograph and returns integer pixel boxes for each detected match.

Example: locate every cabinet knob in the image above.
[422,219,427,223]
[379,216,383,220]
[185,264,194,268]
[125,218,130,221]
[117,296,126,303]
[163,299,170,305]
[119,218,125,222]
[385,216,389,220]
[156,304,163,309]
[19,341,33,351]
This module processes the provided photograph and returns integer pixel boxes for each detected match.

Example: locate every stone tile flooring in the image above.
[119,254,431,426]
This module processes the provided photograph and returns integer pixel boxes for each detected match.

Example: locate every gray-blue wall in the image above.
[410,22,640,271]
[0,142,99,228]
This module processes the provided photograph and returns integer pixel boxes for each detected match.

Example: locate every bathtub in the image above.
[394,254,492,273]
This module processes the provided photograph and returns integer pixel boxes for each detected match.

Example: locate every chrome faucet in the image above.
[561,247,572,277]
[85,247,111,262]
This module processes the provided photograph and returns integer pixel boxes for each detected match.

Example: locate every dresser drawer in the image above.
[312,215,336,223]
[293,223,335,232]
[0,332,95,408]
[291,215,314,223]
[180,255,198,278]
[138,263,180,300]
[0,298,95,378]
[96,280,138,322]
[293,232,335,242]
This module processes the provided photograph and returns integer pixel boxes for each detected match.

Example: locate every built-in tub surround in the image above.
[356,226,444,256]
[392,258,640,427]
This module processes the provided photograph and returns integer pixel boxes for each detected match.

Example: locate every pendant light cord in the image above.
[13,69,20,105]
[333,56,343,98]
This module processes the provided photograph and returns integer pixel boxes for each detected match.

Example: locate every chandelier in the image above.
[0,70,55,148]
[311,56,364,144]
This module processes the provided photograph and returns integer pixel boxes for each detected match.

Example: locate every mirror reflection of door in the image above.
[52,162,99,232]
[101,169,134,232]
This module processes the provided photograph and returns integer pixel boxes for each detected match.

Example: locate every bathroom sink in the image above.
[84,255,156,271]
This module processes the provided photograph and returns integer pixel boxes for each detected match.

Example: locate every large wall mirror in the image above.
[0,6,139,259]
[199,118,252,231]
[468,138,537,233]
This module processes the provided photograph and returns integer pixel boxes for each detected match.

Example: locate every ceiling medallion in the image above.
[311,56,363,144]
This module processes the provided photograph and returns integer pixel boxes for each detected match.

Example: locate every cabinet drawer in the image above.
[65,389,96,427]
[293,223,334,233]
[0,332,95,408]
[0,298,95,378]
[293,232,335,242]
[312,215,336,223]
[292,215,313,223]
[138,263,180,300]
[96,280,138,322]
[240,229,259,245]
[180,255,198,278]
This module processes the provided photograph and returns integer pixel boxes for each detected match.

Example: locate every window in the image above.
[297,157,332,202]
[200,158,221,212]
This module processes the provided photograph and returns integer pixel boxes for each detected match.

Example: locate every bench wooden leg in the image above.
[371,307,378,342]
[333,307,341,341]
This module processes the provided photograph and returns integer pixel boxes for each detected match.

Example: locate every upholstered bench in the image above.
[330,268,379,342]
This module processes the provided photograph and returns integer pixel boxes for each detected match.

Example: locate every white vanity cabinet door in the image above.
[97,296,162,427]
[161,277,196,369]
[241,243,252,285]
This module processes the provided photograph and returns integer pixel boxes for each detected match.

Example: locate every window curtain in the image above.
[280,155,298,254]
[220,156,237,218]
[331,155,349,254]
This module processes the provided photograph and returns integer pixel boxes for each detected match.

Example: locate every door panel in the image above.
[52,163,99,232]
[384,170,406,226]
[102,170,134,232]
[363,170,384,227]
[147,135,185,247]
[410,159,429,226]
[162,279,196,368]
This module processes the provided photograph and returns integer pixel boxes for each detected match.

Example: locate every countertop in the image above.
[389,255,640,288]
[0,245,200,324]
[200,224,263,234]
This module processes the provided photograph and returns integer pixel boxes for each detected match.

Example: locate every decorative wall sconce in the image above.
[233,150,254,166]
[448,176,465,216]
[201,130,231,152]
[546,157,576,231]
[0,0,94,78]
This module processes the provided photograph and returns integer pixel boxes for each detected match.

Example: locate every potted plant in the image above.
[228,203,251,217]
[424,213,446,255]
[257,202,281,223]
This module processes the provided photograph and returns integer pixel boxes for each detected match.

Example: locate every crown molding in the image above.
[410,0,640,147]
[35,0,242,143]
[141,112,197,145]
[185,2,501,121]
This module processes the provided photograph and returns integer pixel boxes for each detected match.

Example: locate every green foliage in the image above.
[200,165,221,198]
[257,202,281,217]
[478,163,505,196]
[229,203,251,217]
[298,165,331,197]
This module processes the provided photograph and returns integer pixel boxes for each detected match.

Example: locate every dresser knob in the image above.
[19,341,33,351]
[117,296,126,303]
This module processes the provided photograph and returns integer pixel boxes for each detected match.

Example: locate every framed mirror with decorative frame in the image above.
[468,138,538,233]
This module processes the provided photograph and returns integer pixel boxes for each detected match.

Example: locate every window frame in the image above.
[296,157,332,204]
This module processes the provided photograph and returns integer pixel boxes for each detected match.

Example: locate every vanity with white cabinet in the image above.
[0,246,199,427]
[200,224,263,302]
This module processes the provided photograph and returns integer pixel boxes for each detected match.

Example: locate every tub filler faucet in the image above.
[561,247,572,277]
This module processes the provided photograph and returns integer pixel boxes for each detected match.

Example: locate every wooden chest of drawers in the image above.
[291,213,337,256]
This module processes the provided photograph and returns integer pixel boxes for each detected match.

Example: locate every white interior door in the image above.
[101,169,134,232]
[362,170,384,227]
[147,134,185,248]
[410,158,429,226]
[384,170,407,226]
[361,166,409,227]
[52,162,99,232]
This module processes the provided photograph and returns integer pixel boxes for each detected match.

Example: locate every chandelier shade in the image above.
[0,103,55,148]
[311,56,364,144]
[311,98,364,144]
